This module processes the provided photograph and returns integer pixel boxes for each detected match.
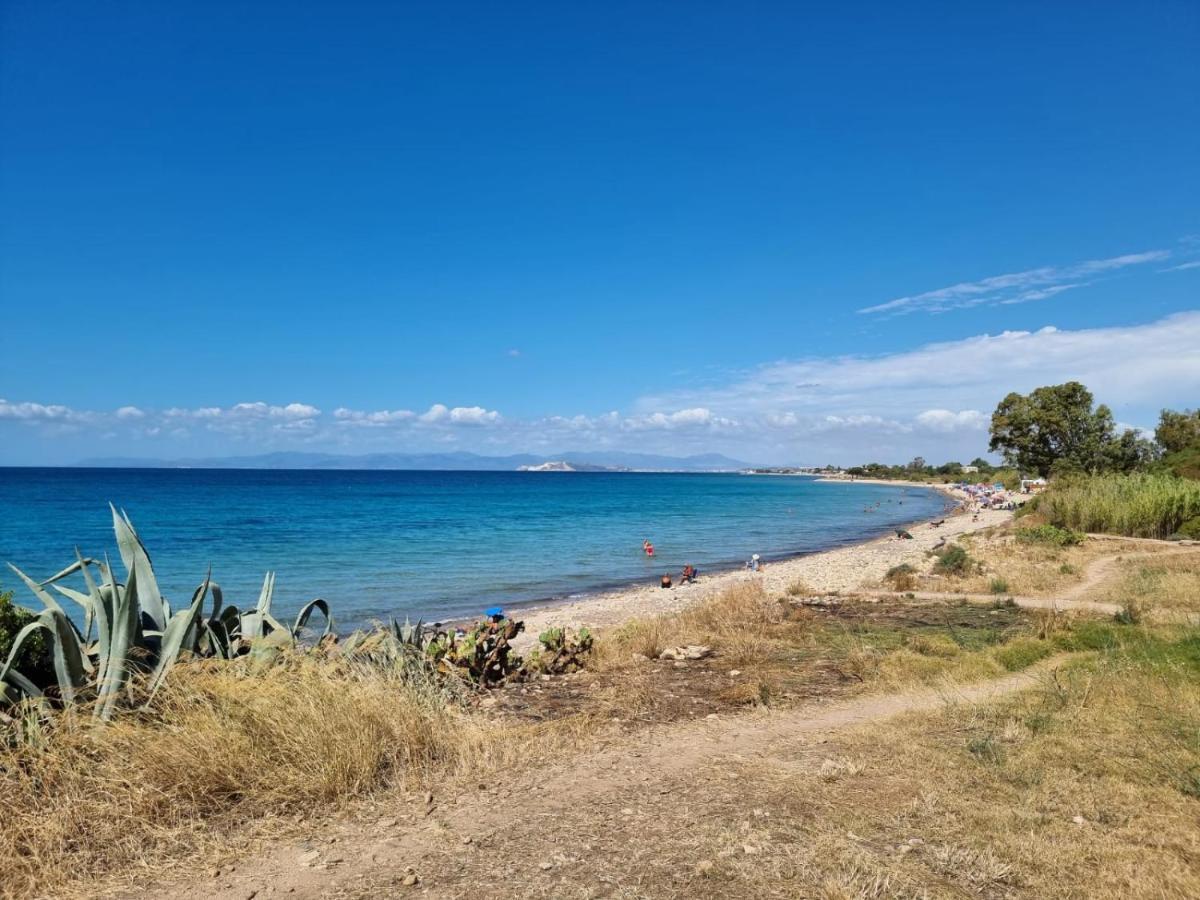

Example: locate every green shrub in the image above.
[1035,473,1200,539]
[994,637,1054,671]
[0,589,54,691]
[1175,516,1200,540]
[933,544,972,575]
[988,577,1010,595]
[884,563,917,591]
[1015,524,1085,547]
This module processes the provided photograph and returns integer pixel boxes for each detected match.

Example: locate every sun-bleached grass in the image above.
[593,581,796,669]
[1089,550,1200,617]
[665,627,1200,899]
[0,654,593,900]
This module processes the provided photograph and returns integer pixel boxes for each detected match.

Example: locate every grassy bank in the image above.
[1033,472,1200,538]
[0,654,591,898]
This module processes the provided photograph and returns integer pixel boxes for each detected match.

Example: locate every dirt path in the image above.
[858,544,1200,618]
[130,659,1068,900]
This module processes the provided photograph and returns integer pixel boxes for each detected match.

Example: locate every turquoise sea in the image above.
[0,469,949,629]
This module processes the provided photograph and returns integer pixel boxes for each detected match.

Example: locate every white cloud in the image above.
[859,250,1170,316]
[1162,261,1200,272]
[914,409,988,432]
[621,407,738,431]
[448,406,501,425]
[0,398,88,422]
[115,405,145,419]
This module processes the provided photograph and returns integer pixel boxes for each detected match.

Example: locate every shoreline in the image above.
[509,483,1009,650]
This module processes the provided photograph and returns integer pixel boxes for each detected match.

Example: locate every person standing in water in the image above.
[643,539,655,557]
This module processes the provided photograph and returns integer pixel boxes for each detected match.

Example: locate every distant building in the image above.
[961,465,979,473]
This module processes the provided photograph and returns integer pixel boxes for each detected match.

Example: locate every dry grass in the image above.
[594,582,798,669]
[0,655,593,899]
[1089,550,1200,617]
[928,528,1161,597]
[625,628,1200,899]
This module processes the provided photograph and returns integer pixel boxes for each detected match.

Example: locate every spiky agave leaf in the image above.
[96,555,140,721]
[292,598,333,639]
[6,562,68,615]
[0,609,88,705]
[110,503,169,631]
[146,574,210,699]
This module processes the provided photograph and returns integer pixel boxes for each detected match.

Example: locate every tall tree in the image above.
[988,381,1151,477]
[1155,409,1200,454]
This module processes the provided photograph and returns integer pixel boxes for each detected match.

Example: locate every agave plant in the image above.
[0,505,334,720]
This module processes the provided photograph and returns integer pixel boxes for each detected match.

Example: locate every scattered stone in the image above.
[1072,815,1086,825]
[631,653,650,662]
[705,713,719,720]
[539,861,554,871]
[402,873,420,886]
[797,595,839,608]
[424,791,434,805]
[378,817,399,828]
[297,850,322,867]
[728,669,741,677]
[659,644,712,661]
[245,891,258,900]
[696,860,715,876]
[463,836,474,845]
[742,844,761,855]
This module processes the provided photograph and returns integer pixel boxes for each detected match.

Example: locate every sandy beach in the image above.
[514,484,1013,648]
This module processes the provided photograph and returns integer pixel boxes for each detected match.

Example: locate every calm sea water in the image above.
[0,469,948,628]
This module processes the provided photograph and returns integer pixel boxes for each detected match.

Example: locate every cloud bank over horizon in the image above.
[3,312,1198,466]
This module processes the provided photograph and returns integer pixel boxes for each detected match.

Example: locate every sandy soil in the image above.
[513,489,1011,650]
[127,655,1063,900]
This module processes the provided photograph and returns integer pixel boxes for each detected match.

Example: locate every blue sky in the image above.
[1,1,1198,465]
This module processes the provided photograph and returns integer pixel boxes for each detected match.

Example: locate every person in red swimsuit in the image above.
[643,539,655,556]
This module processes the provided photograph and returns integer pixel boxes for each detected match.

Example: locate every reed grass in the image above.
[1035,473,1200,539]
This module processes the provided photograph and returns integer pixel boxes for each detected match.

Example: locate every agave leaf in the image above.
[37,556,99,586]
[1,666,43,701]
[146,574,209,698]
[0,611,87,705]
[7,563,67,615]
[46,608,88,703]
[292,598,333,638]
[96,556,139,721]
[111,504,169,631]
[75,548,101,645]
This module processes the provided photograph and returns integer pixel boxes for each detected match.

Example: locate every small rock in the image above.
[297,850,322,867]
[742,844,761,855]
[463,836,473,845]
[728,669,741,677]
[696,860,715,876]
[539,861,554,871]
[631,653,649,662]
[378,817,399,828]
[402,873,420,886]
[1072,815,1086,825]
[213,869,222,879]
[705,713,719,720]
[424,791,434,805]
[246,892,258,900]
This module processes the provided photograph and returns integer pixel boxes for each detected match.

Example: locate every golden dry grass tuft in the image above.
[593,581,799,669]
[0,655,591,899]
[1090,550,1200,617]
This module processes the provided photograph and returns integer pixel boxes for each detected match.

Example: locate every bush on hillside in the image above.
[1015,524,1085,547]
[933,545,973,575]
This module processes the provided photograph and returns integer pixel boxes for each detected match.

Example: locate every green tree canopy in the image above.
[1156,409,1200,454]
[988,381,1154,477]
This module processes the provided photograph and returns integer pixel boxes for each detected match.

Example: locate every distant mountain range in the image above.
[75,450,754,472]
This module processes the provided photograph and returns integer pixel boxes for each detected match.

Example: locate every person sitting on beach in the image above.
[746,553,761,572]
[660,573,672,589]
[681,564,696,584]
